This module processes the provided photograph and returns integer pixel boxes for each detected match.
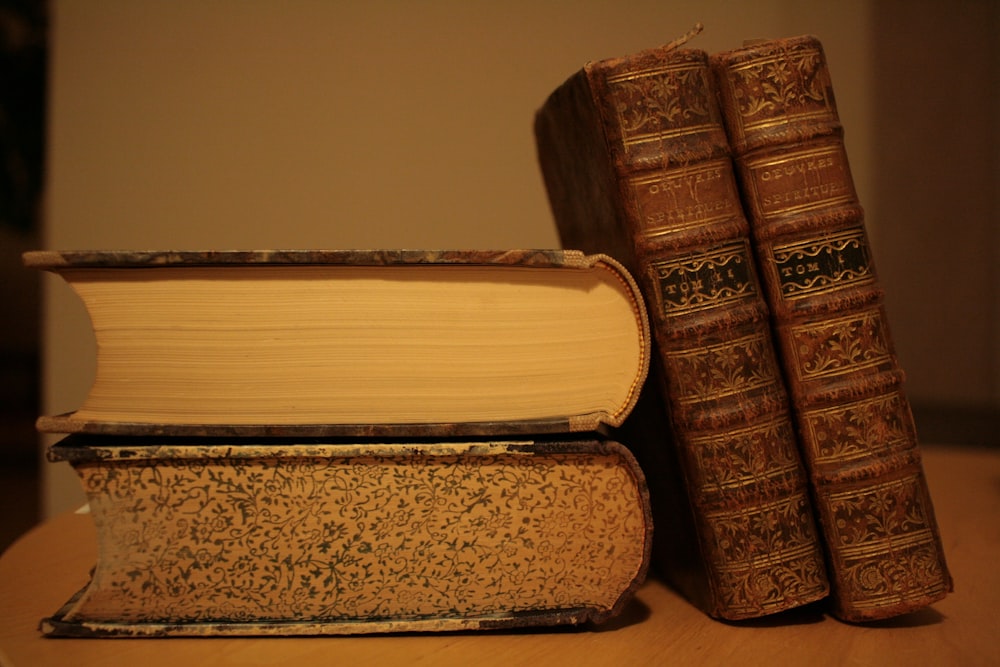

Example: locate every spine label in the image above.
[772,228,874,300]
[648,240,758,317]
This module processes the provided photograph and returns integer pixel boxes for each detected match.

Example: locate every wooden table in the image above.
[2,444,997,666]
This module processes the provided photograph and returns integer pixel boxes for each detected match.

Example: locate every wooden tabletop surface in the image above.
[2,443,997,666]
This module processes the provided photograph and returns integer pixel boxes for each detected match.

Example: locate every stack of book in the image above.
[25,249,655,636]
[28,27,953,636]
[535,28,952,622]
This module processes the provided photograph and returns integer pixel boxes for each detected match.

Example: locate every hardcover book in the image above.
[25,249,650,438]
[711,35,952,621]
[534,33,829,619]
[41,436,651,636]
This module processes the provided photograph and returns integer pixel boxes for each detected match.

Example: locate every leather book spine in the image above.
[535,46,828,619]
[711,35,953,621]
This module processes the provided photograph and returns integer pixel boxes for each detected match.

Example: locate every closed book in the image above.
[25,249,649,438]
[534,35,828,619]
[41,436,651,636]
[711,35,952,621]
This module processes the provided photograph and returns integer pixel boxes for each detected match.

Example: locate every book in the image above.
[533,32,829,619]
[24,249,650,438]
[710,35,953,621]
[40,435,651,636]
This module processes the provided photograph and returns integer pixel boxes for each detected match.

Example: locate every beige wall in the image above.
[43,1,995,515]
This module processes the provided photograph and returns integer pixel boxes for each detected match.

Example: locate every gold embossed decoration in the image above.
[609,60,715,149]
[536,38,830,620]
[712,34,953,621]
[827,474,951,613]
[719,39,835,147]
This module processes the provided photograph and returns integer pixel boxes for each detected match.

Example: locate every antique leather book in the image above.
[711,35,953,621]
[534,36,829,619]
[25,249,649,438]
[41,435,651,636]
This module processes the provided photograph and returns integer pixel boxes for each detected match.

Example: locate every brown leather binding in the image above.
[711,34,952,622]
[535,43,828,620]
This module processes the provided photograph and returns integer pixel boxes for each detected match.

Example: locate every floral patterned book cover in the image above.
[41,436,651,636]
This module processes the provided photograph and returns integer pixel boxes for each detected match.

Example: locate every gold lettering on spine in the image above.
[771,228,874,300]
[745,144,856,219]
[647,240,757,317]
[629,159,740,236]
